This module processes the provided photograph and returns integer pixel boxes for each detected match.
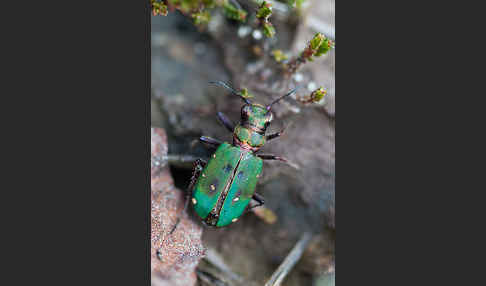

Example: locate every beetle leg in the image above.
[217,111,235,133]
[258,154,286,161]
[165,154,201,169]
[267,122,292,142]
[257,154,300,170]
[187,159,206,192]
[266,129,285,141]
[169,159,206,235]
[245,193,265,215]
[199,136,223,149]
[248,192,265,210]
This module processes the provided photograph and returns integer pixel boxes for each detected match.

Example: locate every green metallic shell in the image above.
[192,142,263,227]
[217,151,262,227]
[245,104,269,130]
[192,143,240,220]
[234,125,266,147]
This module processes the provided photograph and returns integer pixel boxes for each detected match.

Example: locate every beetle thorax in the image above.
[234,104,273,152]
[233,125,265,152]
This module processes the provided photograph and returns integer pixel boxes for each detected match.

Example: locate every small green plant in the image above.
[256,1,275,38]
[286,33,335,74]
[222,0,247,21]
[272,49,289,62]
[151,0,334,107]
[151,0,247,26]
[296,87,327,104]
[192,10,211,25]
[240,88,255,99]
[151,0,168,16]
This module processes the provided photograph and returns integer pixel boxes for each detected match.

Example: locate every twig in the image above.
[164,154,200,168]
[203,248,245,284]
[264,232,313,286]
[196,269,230,286]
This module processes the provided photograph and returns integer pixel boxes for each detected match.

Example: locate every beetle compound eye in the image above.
[242,110,249,119]
[241,105,252,120]
[242,105,251,114]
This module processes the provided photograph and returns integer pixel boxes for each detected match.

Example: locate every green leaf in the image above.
[222,2,247,22]
[256,2,273,20]
[240,88,254,99]
[315,40,329,57]
[192,10,211,25]
[310,87,326,102]
[262,23,275,38]
[310,33,325,50]
[151,0,168,16]
[272,50,288,62]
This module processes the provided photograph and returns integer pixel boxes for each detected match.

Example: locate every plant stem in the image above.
[264,232,313,286]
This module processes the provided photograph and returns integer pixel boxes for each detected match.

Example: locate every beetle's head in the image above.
[209,81,301,152]
[232,103,273,152]
[209,80,300,135]
[241,103,273,133]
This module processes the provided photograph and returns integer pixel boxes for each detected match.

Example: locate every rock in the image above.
[151,128,205,286]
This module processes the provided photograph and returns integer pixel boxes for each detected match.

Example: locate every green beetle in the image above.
[173,81,299,230]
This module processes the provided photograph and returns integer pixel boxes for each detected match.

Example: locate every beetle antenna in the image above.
[209,81,252,104]
[266,86,301,110]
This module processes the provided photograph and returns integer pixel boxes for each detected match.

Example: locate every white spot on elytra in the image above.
[232,218,238,223]
[192,198,197,205]
[210,184,216,191]
[233,197,239,202]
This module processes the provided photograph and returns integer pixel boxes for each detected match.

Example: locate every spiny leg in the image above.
[169,159,207,235]
[258,154,288,163]
[199,136,223,150]
[165,154,201,169]
[187,159,206,193]
[258,154,300,170]
[266,129,285,141]
[248,192,265,210]
[244,192,265,215]
[217,111,235,133]
[267,122,292,142]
